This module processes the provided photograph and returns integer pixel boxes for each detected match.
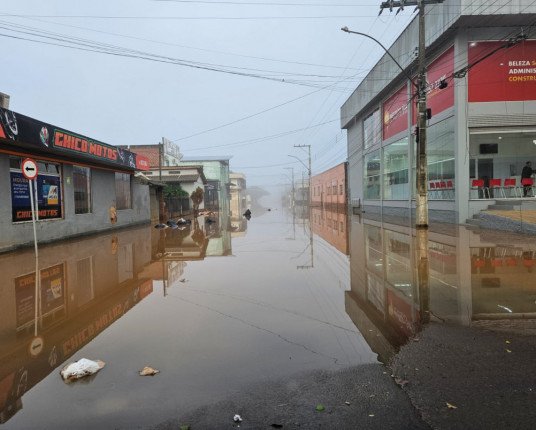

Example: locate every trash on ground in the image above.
[60,358,105,381]
[270,424,283,429]
[505,340,511,344]
[506,349,512,353]
[394,377,409,387]
[446,402,458,409]
[179,278,187,283]
[345,401,351,406]
[233,414,242,422]
[154,224,168,229]
[369,414,375,417]
[315,404,325,412]
[139,366,160,376]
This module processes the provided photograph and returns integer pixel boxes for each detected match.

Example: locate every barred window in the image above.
[73,166,91,214]
[115,173,132,209]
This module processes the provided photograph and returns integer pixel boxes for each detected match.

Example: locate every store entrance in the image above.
[478,158,494,196]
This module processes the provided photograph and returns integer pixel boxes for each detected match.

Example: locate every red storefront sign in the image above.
[383,85,409,140]
[135,155,150,171]
[412,46,454,124]
[468,40,536,102]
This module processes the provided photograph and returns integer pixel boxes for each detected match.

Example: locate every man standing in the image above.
[521,161,534,197]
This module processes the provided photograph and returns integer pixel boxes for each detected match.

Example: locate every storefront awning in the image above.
[0,107,149,171]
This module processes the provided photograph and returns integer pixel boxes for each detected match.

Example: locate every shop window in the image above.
[364,109,381,149]
[364,150,381,199]
[9,157,62,222]
[469,131,536,190]
[9,157,21,169]
[115,173,132,210]
[412,116,455,199]
[73,166,91,214]
[383,137,409,200]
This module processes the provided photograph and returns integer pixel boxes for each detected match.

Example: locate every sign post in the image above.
[22,158,40,336]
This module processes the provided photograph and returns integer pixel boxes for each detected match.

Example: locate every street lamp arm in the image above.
[287,155,309,173]
[341,26,417,87]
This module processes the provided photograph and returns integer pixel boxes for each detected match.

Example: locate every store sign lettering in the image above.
[54,130,118,162]
[383,85,408,140]
[468,40,536,102]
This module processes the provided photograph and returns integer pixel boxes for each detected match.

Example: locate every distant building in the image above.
[127,145,207,217]
[310,162,347,210]
[229,172,249,233]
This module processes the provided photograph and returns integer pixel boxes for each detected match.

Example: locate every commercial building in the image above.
[310,162,347,210]
[0,104,150,251]
[341,1,536,224]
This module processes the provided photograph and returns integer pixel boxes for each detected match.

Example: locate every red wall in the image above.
[468,40,536,102]
[383,85,409,140]
[310,162,347,207]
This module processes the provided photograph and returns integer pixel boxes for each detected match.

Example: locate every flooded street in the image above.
[1,205,536,429]
[1,206,372,429]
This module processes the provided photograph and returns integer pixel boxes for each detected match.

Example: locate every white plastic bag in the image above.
[60,358,105,381]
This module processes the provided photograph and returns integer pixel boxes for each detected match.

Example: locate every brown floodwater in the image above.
[0,208,368,429]
[1,208,535,429]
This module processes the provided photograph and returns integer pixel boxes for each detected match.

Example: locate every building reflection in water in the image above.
[346,217,536,363]
[311,207,349,256]
[0,225,154,424]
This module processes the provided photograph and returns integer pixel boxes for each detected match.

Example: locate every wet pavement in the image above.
[1,206,536,429]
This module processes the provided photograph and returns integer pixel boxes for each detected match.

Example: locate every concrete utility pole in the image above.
[284,166,295,208]
[378,0,444,228]
[294,144,311,204]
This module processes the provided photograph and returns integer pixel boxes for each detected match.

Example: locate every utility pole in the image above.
[284,166,295,208]
[294,144,311,205]
[379,0,443,228]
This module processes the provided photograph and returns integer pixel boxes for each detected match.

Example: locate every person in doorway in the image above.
[521,161,534,197]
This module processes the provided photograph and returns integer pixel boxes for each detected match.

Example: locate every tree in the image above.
[190,186,204,214]
[163,184,188,199]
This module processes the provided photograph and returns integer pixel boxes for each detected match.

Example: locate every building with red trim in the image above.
[0,102,150,251]
[342,3,536,224]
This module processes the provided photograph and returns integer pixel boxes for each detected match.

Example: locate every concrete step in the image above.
[494,199,522,205]
[465,218,481,226]
[487,204,516,210]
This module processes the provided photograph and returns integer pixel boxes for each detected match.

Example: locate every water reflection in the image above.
[311,207,349,255]
[0,226,154,424]
[346,217,536,362]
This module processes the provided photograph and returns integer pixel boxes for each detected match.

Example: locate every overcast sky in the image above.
[1,0,416,189]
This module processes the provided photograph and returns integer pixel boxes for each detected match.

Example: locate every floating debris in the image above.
[60,358,105,381]
[139,366,160,376]
[446,402,458,409]
[233,414,243,423]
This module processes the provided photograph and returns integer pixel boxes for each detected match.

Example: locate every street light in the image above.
[341,25,428,228]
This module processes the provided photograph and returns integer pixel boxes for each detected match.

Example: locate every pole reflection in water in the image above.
[347,216,536,363]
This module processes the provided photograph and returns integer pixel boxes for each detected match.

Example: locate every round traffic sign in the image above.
[22,158,38,180]
[29,336,44,357]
